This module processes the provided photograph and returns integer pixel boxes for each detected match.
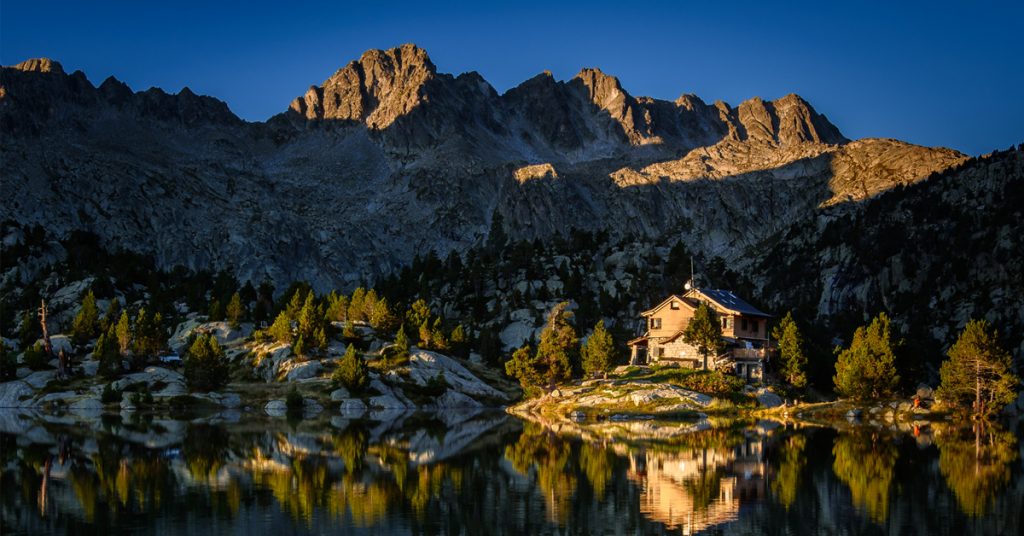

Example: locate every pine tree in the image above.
[326,291,350,322]
[582,320,616,377]
[184,334,229,392]
[115,311,132,356]
[332,344,369,393]
[314,326,328,351]
[938,319,1019,417]
[772,312,808,388]
[284,288,306,320]
[132,308,164,360]
[430,317,448,351]
[535,301,577,389]
[505,344,542,397]
[418,319,433,349]
[18,309,37,350]
[682,302,724,370]
[348,287,367,321]
[71,290,101,345]
[101,298,120,332]
[268,311,292,343]
[226,292,244,329]
[390,325,411,366]
[342,320,358,341]
[407,299,431,331]
[834,312,900,401]
[369,297,396,333]
[292,334,307,358]
[297,292,318,340]
[208,298,224,321]
[450,324,467,358]
[95,326,122,378]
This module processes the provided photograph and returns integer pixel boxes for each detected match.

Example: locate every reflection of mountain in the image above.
[628,436,766,534]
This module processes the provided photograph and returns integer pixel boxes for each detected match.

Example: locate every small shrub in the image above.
[22,342,50,370]
[422,371,449,397]
[101,383,120,404]
[0,342,15,381]
[332,344,369,393]
[184,334,229,392]
[285,386,304,416]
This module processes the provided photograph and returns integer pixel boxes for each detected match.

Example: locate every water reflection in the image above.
[1,409,1021,534]
[832,429,898,524]
[936,423,1019,516]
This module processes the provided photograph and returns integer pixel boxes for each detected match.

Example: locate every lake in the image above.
[1,409,1021,535]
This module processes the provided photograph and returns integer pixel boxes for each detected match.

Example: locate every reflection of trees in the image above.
[184,424,230,483]
[936,423,1018,516]
[683,465,724,511]
[505,423,578,524]
[771,434,806,509]
[832,431,897,525]
[69,437,176,522]
[579,443,615,497]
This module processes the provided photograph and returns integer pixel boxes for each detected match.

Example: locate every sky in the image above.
[2,0,1021,155]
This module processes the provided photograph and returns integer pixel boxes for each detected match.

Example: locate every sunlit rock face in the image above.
[0,46,965,290]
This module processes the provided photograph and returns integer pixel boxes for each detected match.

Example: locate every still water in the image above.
[1,409,1021,535]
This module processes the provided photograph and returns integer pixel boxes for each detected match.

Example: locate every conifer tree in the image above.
[369,296,396,333]
[18,309,37,350]
[407,299,431,331]
[95,326,122,378]
[297,293,319,342]
[208,298,224,321]
[390,325,411,366]
[268,311,292,343]
[115,311,132,356]
[284,287,306,319]
[833,312,900,401]
[101,298,120,332]
[772,312,808,388]
[314,326,328,351]
[342,320,358,341]
[184,334,229,392]
[131,308,164,360]
[505,344,542,397]
[450,324,467,358]
[938,319,1019,417]
[418,319,433,349]
[348,287,367,321]
[582,320,616,377]
[682,302,724,370]
[535,301,577,388]
[332,344,368,393]
[292,334,307,358]
[71,290,101,345]
[226,292,244,329]
[430,317,448,351]
[326,291,350,322]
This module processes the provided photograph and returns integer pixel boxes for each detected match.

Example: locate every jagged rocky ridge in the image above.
[0,45,965,291]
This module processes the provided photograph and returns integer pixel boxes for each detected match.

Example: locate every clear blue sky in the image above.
[2,0,1021,155]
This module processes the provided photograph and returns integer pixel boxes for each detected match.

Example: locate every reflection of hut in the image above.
[627,438,766,534]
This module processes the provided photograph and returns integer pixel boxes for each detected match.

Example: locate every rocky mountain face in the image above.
[0,45,964,293]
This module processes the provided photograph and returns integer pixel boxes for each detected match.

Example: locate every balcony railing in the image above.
[730,348,771,360]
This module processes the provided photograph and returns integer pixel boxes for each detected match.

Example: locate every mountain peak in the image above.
[287,43,437,128]
[12,58,64,75]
